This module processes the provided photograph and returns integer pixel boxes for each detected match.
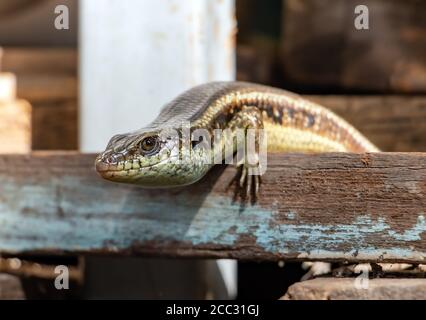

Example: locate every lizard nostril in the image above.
[104,155,115,164]
[100,151,124,165]
[109,153,124,163]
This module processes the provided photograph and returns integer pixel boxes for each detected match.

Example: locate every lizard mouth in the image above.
[94,159,125,180]
[95,159,144,181]
[95,154,179,180]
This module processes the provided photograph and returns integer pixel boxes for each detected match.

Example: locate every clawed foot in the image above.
[228,164,262,205]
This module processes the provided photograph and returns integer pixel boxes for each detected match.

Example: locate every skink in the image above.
[95,81,379,200]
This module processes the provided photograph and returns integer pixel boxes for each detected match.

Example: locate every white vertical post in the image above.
[80,0,237,298]
[80,0,236,152]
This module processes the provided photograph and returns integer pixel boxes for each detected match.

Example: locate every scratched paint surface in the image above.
[0,152,425,263]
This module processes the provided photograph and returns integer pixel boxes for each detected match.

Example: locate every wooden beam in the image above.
[1,48,77,75]
[282,278,426,300]
[16,74,77,103]
[280,0,426,93]
[0,152,425,263]
[308,95,426,152]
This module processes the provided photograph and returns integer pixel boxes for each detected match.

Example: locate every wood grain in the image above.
[1,48,76,75]
[0,152,425,263]
[16,74,77,103]
[308,95,426,152]
[282,278,426,300]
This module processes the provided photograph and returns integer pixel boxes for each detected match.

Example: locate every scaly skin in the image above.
[95,81,379,198]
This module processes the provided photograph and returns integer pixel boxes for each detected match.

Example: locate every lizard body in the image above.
[96,81,379,197]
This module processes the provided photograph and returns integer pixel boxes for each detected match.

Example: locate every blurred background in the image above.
[0,0,425,299]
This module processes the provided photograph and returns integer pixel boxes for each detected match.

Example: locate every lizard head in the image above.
[95,126,211,187]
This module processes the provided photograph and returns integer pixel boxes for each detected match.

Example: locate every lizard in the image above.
[95,81,379,201]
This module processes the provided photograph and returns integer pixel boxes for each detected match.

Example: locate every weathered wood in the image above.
[0,152,425,263]
[308,95,426,152]
[282,278,426,300]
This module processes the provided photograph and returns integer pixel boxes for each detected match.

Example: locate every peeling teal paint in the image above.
[297,248,425,262]
[387,214,425,241]
[254,213,426,254]
[0,175,425,262]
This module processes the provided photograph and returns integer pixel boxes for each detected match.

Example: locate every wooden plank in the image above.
[16,74,77,103]
[307,95,426,152]
[0,100,31,153]
[0,257,81,281]
[1,48,77,75]
[0,152,425,263]
[282,278,426,300]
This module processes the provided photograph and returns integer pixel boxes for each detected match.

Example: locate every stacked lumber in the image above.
[0,50,31,298]
[1,47,77,150]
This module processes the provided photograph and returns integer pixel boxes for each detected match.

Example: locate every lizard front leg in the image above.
[222,105,265,203]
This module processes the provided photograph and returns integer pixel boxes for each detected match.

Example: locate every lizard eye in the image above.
[139,136,160,155]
